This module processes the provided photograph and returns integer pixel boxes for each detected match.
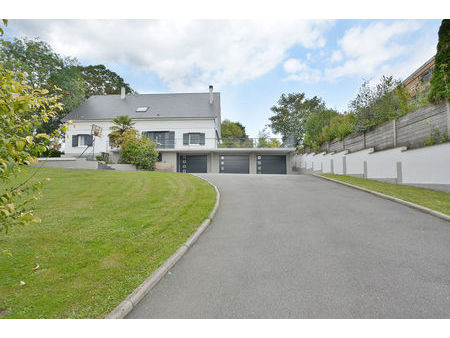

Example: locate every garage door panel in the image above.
[257,155,286,174]
[180,155,207,173]
[220,155,249,174]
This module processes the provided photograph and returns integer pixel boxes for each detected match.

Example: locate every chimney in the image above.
[209,85,213,104]
[120,87,126,100]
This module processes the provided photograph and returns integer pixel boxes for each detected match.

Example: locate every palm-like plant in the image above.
[109,115,135,147]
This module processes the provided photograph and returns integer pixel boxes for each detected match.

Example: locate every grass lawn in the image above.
[321,174,450,215]
[0,167,216,318]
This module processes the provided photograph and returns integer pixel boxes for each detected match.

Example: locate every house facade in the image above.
[403,56,435,96]
[63,86,295,174]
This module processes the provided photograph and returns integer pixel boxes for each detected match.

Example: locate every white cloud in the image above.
[325,21,423,80]
[329,50,342,63]
[282,57,322,83]
[279,20,434,86]
[9,19,334,91]
[283,58,307,73]
[283,69,322,83]
[283,55,329,83]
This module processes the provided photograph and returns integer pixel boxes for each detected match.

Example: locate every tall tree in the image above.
[0,37,137,136]
[429,19,450,103]
[220,119,253,147]
[77,64,136,98]
[269,93,327,146]
[39,66,86,135]
[0,37,84,138]
[0,37,77,89]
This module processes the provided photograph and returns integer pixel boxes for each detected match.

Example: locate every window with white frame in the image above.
[78,135,90,146]
[189,133,201,144]
[183,132,205,146]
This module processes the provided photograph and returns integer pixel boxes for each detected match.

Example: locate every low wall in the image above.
[297,142,450,191]
[109,164,137,171]
[38,158,137,171]
[37,158,99,170]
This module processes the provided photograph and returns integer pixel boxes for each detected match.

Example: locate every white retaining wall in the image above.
[297,142,450,185]
[346,148,372,176]
[332,150,348,175]
[366,147,405,181]
[401,143,450,184]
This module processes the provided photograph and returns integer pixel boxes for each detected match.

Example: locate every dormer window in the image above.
[136,106,149,112]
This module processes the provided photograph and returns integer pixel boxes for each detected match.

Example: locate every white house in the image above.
[63,86,296,174]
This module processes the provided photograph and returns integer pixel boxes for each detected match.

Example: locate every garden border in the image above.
[313,174,450,222]
[105,174,220,319]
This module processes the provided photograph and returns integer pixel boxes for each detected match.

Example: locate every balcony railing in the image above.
[218,138,295,148]
[108,138,295,150]
[155,138,294,149]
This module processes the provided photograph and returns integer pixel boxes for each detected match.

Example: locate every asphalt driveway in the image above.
[127,174,450,318]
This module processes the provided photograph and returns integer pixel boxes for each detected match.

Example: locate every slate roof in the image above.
[63,92,221,121]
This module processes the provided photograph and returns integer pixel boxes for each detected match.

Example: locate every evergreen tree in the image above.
[429,19,450,103]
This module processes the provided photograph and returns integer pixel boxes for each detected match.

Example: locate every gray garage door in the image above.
[220,155,249,174]
[180,155,207,173]
[257,155,286,174]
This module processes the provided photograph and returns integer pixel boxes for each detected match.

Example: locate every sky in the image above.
[4,19,442,138]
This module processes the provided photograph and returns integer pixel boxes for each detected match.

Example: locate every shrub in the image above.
[324,113,355,142]
[350,76,412,132]
[257,127,282,148]
[96,152,111,163]
[119,131,159,170]
[0,65,64,233]
[303,108,339,149]
[303,111,355,151]
[38,147,64,158]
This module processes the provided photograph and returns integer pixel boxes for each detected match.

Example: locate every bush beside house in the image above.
[119,130,159,170]
[106,115,159,170]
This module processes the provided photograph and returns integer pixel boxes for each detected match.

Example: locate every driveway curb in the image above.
[105,175,221,319]
[313,174,450,223]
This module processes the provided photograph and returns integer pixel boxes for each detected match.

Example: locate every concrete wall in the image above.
[37,158,137,171]
[37,158,98,170]
[160,152,177,172]
[366,147,405,182]
[401,142,450,185]
[65,118,218,157]
[318,103,449,154]
[346,148,372,176]
[109,164,137,171]
[332,150,348,175]
[249,153,257,174]
[297,142,450,187]
[286,153,296,174]
[210,153,220,173]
